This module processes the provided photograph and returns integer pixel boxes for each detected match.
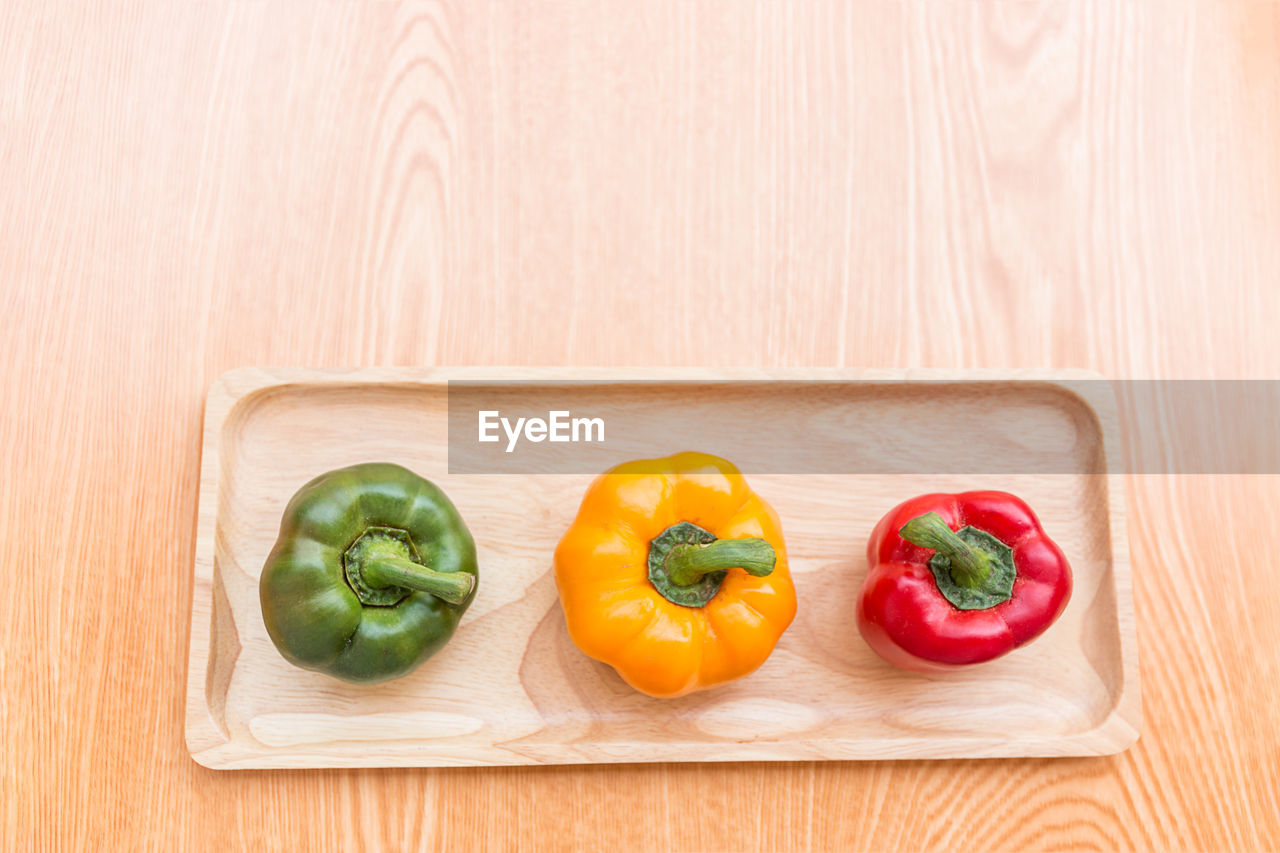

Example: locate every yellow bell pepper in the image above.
[553,451,797,697]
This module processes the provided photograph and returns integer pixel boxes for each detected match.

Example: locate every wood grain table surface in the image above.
[2,1,1278,850]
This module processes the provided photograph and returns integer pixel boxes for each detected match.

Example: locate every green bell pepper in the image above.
[259,462,479,684]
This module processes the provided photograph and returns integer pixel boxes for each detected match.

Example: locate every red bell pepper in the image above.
[857,491,1072,672]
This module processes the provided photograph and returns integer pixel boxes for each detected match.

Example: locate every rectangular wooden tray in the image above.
[185,368,1139,768]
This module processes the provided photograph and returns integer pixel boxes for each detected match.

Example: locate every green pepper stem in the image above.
[899,512,993,589]
[664,537,776,587]
[362,557,474,605]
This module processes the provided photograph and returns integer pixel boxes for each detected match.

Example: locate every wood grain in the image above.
[2,0,1278,849]
[186,368,1137,768]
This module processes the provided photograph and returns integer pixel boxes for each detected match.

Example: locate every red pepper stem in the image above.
[664,537,776,587]
[899,512,993,589]
[363,556,474,605]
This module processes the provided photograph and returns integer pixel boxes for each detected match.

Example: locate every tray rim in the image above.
[184,366,1141,769]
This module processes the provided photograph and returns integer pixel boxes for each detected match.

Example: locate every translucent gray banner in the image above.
[446,380,1280,474]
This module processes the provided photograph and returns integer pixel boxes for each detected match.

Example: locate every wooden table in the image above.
[3,2,1278,850]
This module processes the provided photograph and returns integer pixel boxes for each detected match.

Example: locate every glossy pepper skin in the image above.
[260,463,478,684]
[857,491,1071,672]
[554,452,797,698]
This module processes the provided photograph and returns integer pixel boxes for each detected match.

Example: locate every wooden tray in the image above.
[184,368,1139,768]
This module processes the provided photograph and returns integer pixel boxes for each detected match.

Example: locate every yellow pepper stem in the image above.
[665,538,777,587]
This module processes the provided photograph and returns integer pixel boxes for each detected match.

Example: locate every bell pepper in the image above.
[857,491,1071,672]
[259,462,478,684]
[554,452,797,698]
